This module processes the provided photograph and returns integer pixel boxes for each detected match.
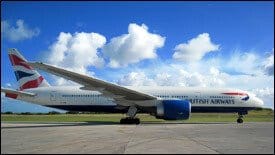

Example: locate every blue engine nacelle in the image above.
[156,100,191,120]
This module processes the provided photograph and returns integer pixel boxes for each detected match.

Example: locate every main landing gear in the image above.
[120,106,140,124]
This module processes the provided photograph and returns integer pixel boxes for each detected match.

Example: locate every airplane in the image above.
[1,48,264,124]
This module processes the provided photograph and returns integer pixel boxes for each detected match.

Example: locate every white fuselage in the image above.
[16,86,263,112]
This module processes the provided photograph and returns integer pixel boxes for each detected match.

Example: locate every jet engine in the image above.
[155,100,191,120]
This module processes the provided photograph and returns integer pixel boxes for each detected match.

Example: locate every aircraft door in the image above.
[50,91,57,102]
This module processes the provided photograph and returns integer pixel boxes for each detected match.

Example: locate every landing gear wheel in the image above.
[237,118,243,123]
[134,118,140,124]
[120,118,140,124]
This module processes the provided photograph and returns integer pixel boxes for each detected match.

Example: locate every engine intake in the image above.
[156,100,191,120]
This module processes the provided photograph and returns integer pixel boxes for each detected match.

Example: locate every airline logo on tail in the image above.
[8,48,49,91]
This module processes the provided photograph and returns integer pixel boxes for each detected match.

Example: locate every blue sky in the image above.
[1,1,274,112]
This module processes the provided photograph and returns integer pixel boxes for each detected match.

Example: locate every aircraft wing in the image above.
[1,87,36,97]
[28,62,156,106]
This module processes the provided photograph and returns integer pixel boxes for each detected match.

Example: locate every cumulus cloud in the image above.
[172,33,219,62]
[102,23,165,68]
[154,70,206,87]
[262,49,274,76]
[224,49,274,76]
[1,92,5,99]
[116,49,274,108]
[5,83,11,87]
[251,87,274,109]
[225,51,261,75]
[117,72,157,86]
[47,32,106,85]
[1,19,40,42]
[251,87,274,98]
[117,65,226,88]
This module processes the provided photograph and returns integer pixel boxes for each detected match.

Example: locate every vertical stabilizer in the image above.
[8,48,50,90]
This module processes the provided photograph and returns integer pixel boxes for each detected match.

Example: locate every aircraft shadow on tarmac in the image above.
[1,121,233,129]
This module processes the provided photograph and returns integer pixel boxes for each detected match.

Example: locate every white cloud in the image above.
[224,49,274,76]
[117,72,157,86]
[251,87,274,98]
[1,19,40,42]
[153,70,207,87]
[2,82,17,89]
[225,51,261,75]
[118,64,226,88]
[102,23,165,68]
[1,92,5,99]
[118,63,273,109]
[5,83,11,87]
[262,49,274,76]
[116,49,274,109]
[46,32,106,85]
[154,72,177,86]
[251,87,274,109]
[54,77,82,86]
[172,33,219,62]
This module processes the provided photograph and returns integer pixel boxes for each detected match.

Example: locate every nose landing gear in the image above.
[237,115,243,123]
[237,111,247,123]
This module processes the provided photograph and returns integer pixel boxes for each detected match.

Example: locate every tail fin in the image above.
[8,48,50,90]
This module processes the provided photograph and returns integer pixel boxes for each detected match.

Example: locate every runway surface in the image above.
[1,122,274,154]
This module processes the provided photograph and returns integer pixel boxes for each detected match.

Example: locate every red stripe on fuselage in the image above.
[20,76,44,90]
[9,54,33,70]
[6,93,18,99]
[222,92,248,96]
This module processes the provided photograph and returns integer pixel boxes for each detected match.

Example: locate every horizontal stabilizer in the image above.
[1,87,36,97]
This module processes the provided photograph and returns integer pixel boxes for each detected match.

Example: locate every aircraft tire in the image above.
[237,118,243,123]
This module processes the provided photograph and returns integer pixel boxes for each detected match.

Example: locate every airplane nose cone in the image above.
[255,97,264,107]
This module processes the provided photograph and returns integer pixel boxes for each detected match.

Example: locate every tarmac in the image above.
[1,122,274,154]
